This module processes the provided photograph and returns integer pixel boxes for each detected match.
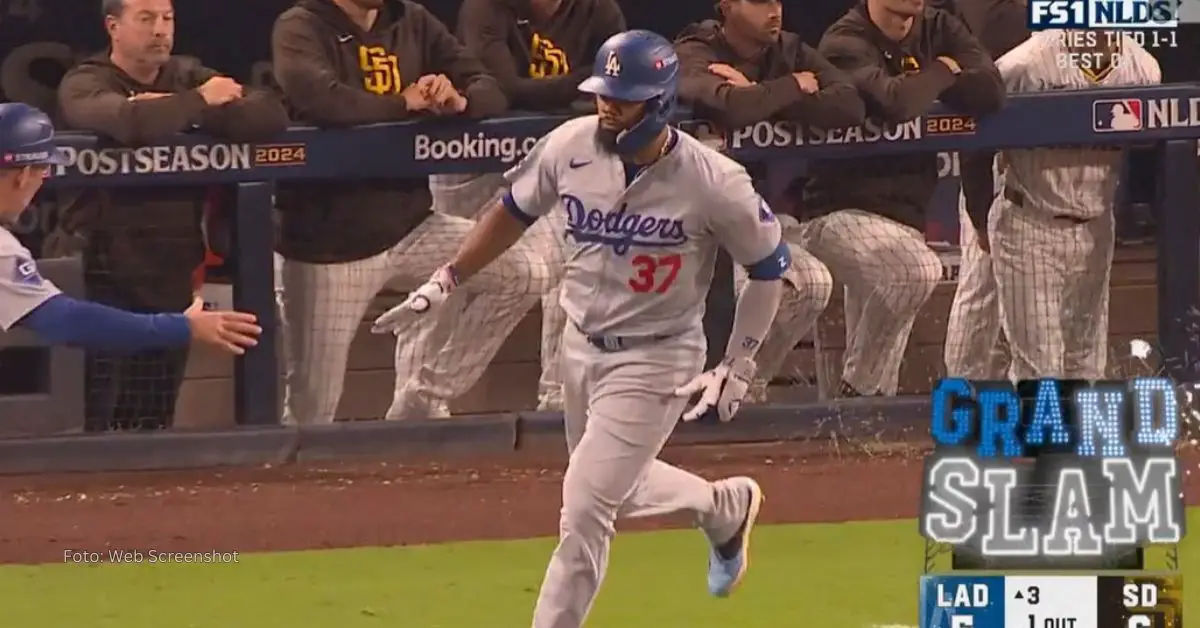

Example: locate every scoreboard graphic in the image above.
[919,575,1182,628]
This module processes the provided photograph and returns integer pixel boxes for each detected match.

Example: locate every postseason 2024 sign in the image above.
[918,378,1186,565]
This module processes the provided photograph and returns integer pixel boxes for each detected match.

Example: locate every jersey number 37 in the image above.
[628,254,681,293]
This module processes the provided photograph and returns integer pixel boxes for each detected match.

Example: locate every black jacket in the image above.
[272,0,506,263]
[802,4,1004,230]
[674,20,865,130]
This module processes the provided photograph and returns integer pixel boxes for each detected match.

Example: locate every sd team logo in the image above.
[1092,98,1143,132]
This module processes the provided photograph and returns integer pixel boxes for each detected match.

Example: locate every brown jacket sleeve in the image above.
[173,59,289,141]
[675,39,807,128]
[458,0,624,110]
[777,44,866,128]
[956,0,1029,233]
[937,12,1006,115]
[57,65,207,146]
[271,12,410,128]
[200,90,290,141]
[818,32,956,123]
[421,3,507,118]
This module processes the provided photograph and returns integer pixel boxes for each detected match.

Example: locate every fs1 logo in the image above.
[1030,0,1088,26]
[1029,0,1178,28]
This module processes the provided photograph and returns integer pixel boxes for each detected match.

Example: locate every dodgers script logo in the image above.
[562,194,688,255]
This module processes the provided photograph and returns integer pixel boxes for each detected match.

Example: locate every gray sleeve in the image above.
[0,253,61,331]
[707,167,783,267]
[502,131,561,220]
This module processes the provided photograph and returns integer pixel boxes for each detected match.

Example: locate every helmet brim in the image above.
[42,149,69,166]
[578,76,664,103]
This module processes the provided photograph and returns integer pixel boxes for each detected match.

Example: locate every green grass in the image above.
[0,513,1194,628]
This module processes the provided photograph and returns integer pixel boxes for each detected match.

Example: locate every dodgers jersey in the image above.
[996,32,1160,220]
[504,115,783,339]
[0,225,59,331]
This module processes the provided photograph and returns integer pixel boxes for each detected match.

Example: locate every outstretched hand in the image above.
[184,297,261,355]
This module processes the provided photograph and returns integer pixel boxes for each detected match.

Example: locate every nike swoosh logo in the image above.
[338,34,353,43]
[569,159,591,169]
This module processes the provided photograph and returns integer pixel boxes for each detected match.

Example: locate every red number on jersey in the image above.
[628,254,682,293]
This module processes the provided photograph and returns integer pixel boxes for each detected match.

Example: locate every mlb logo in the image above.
[1092,99,1143,132]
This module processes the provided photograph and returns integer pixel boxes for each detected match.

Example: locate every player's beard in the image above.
[595,126,621,153]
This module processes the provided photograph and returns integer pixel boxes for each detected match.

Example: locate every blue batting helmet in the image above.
[0,102,66,169]
[578,30,680,156]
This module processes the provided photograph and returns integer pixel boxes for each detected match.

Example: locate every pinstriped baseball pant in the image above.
[732,241,833,398]
[275,212,552,425]
[945,203,1009,379]
[789,209,943,395]
[430,173,569,408]
[989,198,1113,380]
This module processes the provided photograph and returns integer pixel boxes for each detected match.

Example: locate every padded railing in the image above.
[32,84,1200,429]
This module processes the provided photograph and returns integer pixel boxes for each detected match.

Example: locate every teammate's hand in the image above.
[198,76,244,106]
[419,74,467,114]
[184,298,262,355]
[674,356,756,423]
[708,63,753,87]
[400,82,432,112]
[937,56,963,75]
[371,265,459,334]
[792,71,819,94]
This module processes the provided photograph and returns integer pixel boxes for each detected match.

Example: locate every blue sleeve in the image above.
[744,240,790,280]
[16,294,192,352]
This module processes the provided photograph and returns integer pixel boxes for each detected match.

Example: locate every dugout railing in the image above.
[0,84,1197,473]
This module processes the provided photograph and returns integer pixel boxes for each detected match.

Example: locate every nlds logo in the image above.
[1029,0,1178,28]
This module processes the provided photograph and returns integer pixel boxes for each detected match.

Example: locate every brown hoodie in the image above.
[456,0,626,111]
[802,4,1004,230]
[54,54,288,311]
[272,0,506,127]
[674,20,866,130]
[271,0,507,263]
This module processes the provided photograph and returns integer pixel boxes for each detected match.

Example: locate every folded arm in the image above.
[57,67,207,145]
[818,33,956,123]
[936,13,1006,115]
[777,46,867,128]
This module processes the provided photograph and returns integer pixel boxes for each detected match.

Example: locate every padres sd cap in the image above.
[0,102,67,168]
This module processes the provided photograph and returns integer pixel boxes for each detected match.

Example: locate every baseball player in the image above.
[944,154,1011,377]
[427,0,628,412]
[942,0,1028,379]
[372,31,777,627]
[271,0,552,423]
[0,103,260,355]
[807,0,1005,395]
[992,31,1160,379]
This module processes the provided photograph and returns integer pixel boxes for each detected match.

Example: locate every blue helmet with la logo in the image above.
[578,30,680,156]
[0,103,66,169]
